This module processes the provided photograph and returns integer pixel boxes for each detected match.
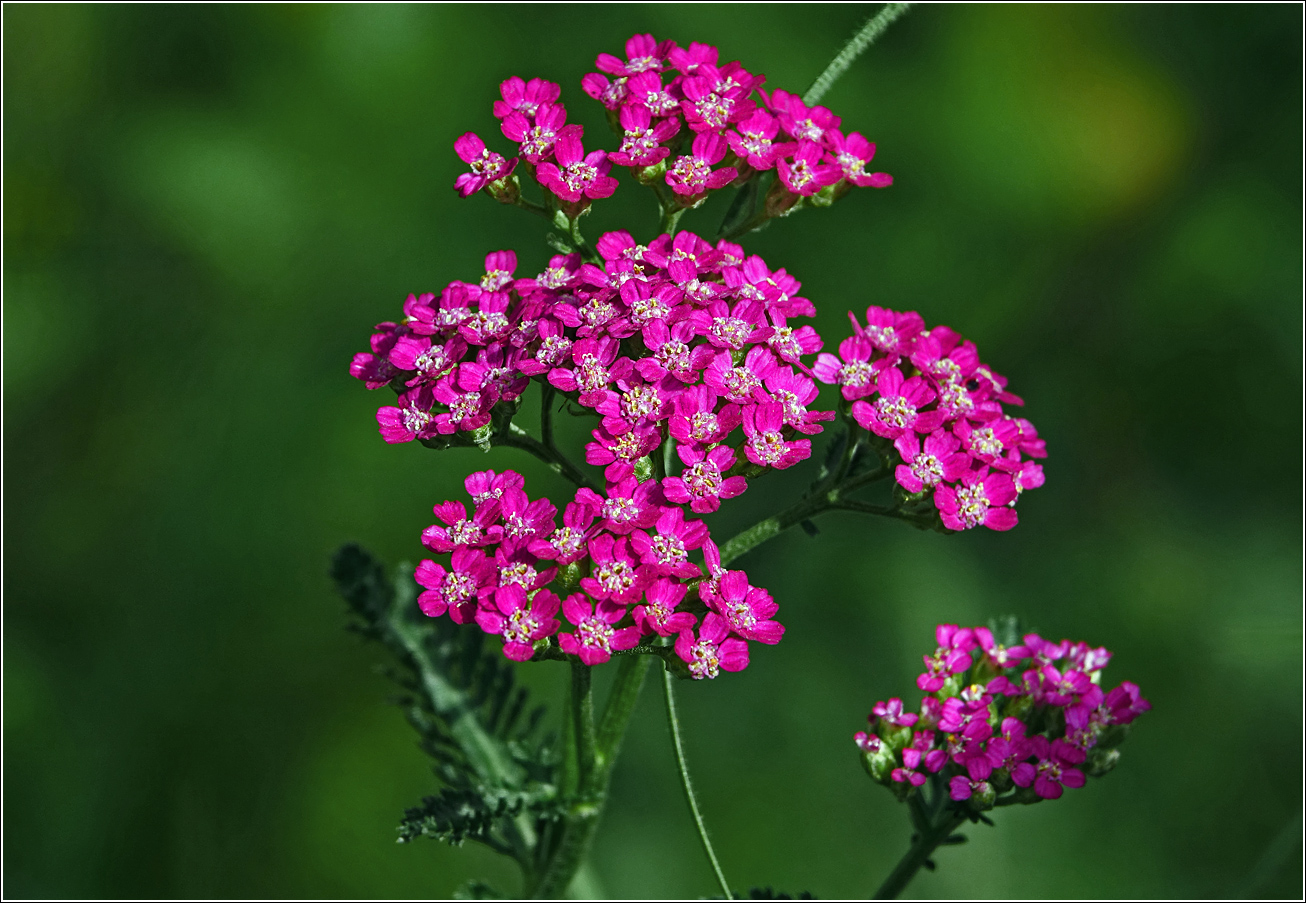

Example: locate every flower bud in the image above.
[856,732,896,785]
[1086,747,1120,777]
[968,781,997,810]
[633,455,655,482]
[486,173,521,205]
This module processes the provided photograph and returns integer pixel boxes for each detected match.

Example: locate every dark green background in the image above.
[5,4,1301,898]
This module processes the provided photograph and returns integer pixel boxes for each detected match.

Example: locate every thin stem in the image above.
[804,3,914,107]
[659,204,686,236]
[663,669,733,900]
[570,661,596,786]
[502,423,600,493]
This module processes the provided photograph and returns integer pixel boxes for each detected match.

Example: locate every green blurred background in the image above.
[5,4,1301,898]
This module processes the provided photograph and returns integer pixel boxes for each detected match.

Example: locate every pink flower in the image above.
[530,496,598,566]
[872,698,918,728]
[702,571,784,645]
[414,547,496,623]
[453,133,517,198]
[826,129,892,188]
[776,141,842,196]
[607,103,681,168]
[666,131,738,197]
[812,335,882,400]
[475,585,561,661]
[893,429,971,494]
[675,612,749,680]
[934,467,1019,532]
[501,102,569,164]
[766,88,840,144]
[580,533,648,606]
[742,402,811,470]
[576,476,664,534]
[535,131,619,203]
[727,109,795,171]
[667,384,741,447]
[596,33,674,76]
[493,76,561,121]
[421,499,503,553]
[633,578,697,637]
[558,593,641,665]
[1011,737,1087,800]
[663,444,748,514]
[851,366,944,440]
[629,505,709,579]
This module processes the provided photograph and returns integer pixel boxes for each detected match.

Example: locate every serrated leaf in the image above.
[397,784,562,849]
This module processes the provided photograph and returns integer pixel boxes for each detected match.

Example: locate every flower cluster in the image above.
[350,230,835,496]
[455,34,891,211]
[816,310,1047,531]
[415,468,782,678]
[856,625,1149,807]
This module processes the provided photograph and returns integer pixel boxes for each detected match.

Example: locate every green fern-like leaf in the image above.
[397,784,562,849]
[332,543,560,863]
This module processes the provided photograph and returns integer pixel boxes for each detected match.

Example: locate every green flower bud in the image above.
[1086,746,1121,778]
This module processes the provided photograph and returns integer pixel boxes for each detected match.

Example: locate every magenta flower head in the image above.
[855,622,1147,820]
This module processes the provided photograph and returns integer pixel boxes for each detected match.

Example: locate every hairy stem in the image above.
[529,656,653,898]
[664,669,733,899]
[804,3,914,107]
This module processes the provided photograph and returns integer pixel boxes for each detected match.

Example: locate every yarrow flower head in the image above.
[401,469,783,679]
[855,622,1149,810]
[815,307,1048,532]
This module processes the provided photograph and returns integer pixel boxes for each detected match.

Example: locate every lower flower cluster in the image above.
[416,469,782,678]
[856,625,1149,807]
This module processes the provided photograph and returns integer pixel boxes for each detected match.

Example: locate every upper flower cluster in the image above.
[416,468,781,678]
[856,625,1149,806]
[455,33,891,211]
[816,309,1047,531]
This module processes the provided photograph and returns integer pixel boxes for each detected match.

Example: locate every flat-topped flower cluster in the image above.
[856,625,1150,805]
[815,309,1047,531]
[415,468,778,679]
[455,33,891,211]
[350,229,834,494]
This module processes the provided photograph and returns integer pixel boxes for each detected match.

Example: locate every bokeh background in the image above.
[5,4,1301,899]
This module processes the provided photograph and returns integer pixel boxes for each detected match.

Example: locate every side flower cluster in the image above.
[349,229,835,496]
[455,33,891,211]
[415,469,782,678]
[855,625,1150,807]
[815,309,1047,531]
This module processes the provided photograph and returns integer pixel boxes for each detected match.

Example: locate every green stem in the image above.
[502,423,601,493]
[872,808,965,899]
[663,669,733,899]
[571,661,596,786]
[659,204,686,236]
[529,656,653,898]
[803,3,914,107]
